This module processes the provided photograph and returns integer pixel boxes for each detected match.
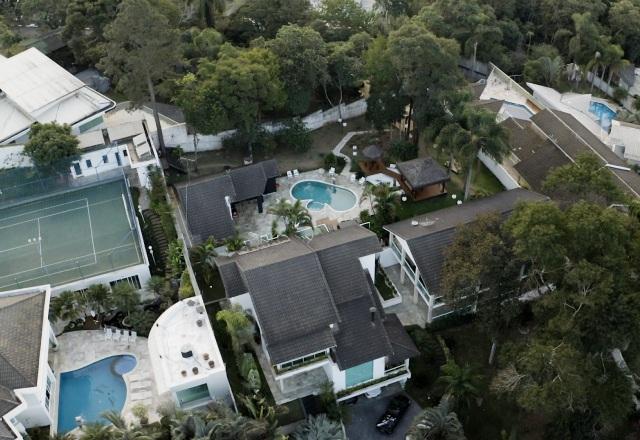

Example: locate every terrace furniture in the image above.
[329,167,335,176]
[104,327,113,341]
[112,328,120,342]
[287,170,294,179]
[350,173,356,183]
[129,330,137,343]
[359,177,366,185]
[293,169,300,178]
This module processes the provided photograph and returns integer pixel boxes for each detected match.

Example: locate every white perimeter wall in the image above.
[478,151,520,190]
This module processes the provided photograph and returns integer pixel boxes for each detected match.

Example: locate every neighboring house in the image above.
[148,295,234,410]
[609,120,640,164]
[383,189,547,323]
[0,286,58,440]
[174,160,279,245]
[71,119,161,188]
[475,65,640,198]
[215,225,419,404]
[0,48,115,145]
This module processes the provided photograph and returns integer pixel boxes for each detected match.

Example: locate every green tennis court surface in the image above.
[0,178,144,290]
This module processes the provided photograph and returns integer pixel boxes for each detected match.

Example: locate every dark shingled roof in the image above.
[0,291,46,391]
[217,226,417,368]
[0,419,16,440]
[397,157,449,189]
[531,109,640,198]
[175,160,279,242]
[362,145,383,160]
[0,386,20,422]
[501,117,571,190]
[472,99,504,114]
[384,314,419,365]
[384,189,548,296]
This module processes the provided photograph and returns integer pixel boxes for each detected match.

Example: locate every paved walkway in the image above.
[383,265,429,328]
[332,131,372,176]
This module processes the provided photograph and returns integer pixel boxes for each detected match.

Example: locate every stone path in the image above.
[332,131,372,177]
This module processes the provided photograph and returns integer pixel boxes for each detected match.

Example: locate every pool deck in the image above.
[51,330,163,433]
[236,168,370,239]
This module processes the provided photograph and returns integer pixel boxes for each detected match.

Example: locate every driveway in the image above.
[343,385,421,440]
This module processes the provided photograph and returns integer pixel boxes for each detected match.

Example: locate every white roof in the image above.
[147,296,226,394]
[0,48,114,143]
[77,130,105,150]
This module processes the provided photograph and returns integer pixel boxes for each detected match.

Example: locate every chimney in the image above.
[369,307,377,324]
[329,323,339,334]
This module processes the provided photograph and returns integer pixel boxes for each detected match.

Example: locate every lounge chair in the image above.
[359,177,366,185]
[105,327,113,341]
[112,328,120,342]
[287,170,293,179]
[129,330,137,344]
[350,173,356,183]
[329,167,335,176]
[293,169,300,178]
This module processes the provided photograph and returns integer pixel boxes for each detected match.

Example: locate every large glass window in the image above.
[176,384,210,407]
[345,361,374,388]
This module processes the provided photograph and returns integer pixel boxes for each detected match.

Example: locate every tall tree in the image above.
[175,44,285,157]
[407,396,466,440]
[63,0,119,65]
[99,0,182,158]
[438,360,483,410]
[20,0,69,29]
[387,19,462,145]
[23,122,79,172]
[268,25,328,115]
[188,0,226,27]
[312,0,373,42]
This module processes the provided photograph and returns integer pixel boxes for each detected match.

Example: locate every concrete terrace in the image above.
[51,330,165,431]
[235,168,369,239]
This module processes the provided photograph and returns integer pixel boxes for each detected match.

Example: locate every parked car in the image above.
[375,394,411,435]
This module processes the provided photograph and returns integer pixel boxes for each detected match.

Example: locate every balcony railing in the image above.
[274,353,328,375]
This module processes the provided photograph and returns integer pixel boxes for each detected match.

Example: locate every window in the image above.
[73,163,82,175]
[176,384,210,407]
[122,149,128,157]
[86,159,92,168]
[115,152,122,166]
[345,361,374,388]
[102,155,109,164]
[109,275,141,289]
[277,351,326,371]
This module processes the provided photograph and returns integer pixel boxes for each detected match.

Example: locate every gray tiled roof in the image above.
[217,226,416,368]
[216,259,247,298]
[385,189,548,296]
[531,109,640,198]
[396,157,449,189]
[362,145,383,160]
[0,419,16,440]
[0,386,19,420]
[175,160,279,242]
[0,291,46,392]
[501,117,571,190]
[384,314,419,365]
[175,174,236,243]
[236,240,340,364]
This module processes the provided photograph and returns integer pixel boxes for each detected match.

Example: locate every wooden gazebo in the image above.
[358,145,386,175]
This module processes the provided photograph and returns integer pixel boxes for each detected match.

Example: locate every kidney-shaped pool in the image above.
[57,355,136,433]
[290,180,357,212]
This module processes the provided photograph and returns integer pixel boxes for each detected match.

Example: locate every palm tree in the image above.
[171,414,216,440]
[539,56,564,87]
[84,284,112,318]
[407,396,466,440]
[50,291,82,323]
[435,123,467,175]
[110,282,141,319]
[294,414,344,440]
[371,183,398,225]
[78,423,114,440]
[437,360,483,410]
[458,108,510,200]
[268,199,312,235]
[102,411,152,440]
[190,236,218,284]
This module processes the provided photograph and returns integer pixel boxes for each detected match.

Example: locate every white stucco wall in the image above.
[50,263,151,296]
[358,253,376,282]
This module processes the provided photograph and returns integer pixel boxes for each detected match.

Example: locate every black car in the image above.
[375,394,411,435]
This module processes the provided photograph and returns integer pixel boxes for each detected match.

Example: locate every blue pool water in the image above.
[589,101,617,131]
[291,180,357,212]
[57,355,136,433]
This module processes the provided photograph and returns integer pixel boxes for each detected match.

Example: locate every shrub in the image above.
[178,269,195,299]
[128,309,157,337]
[387,139,418,162]
[323,153,347,173]
[24,122,79,171]
[613,86,628,104]
[167,240,185,277]
[275,118,312,153]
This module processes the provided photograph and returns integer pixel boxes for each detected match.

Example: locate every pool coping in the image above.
[289,179,359,214]
[52,351,140,436]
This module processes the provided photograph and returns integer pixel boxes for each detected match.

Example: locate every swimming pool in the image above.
[589,101,617,131]
[290,180,357,212]
[57,355,136,433]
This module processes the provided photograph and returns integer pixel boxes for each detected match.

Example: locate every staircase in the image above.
[143,209,169,268]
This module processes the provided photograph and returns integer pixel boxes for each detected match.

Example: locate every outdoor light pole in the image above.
[148,245,156,266]
[138,204,145,225]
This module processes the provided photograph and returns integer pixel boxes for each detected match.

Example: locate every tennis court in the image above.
[0,178,144,290]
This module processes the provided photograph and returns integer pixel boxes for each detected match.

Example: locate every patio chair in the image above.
[329,167,335,176]
[293,169,300,178]
[129,330,137,344]
[112,328,120,342]
[287,170,293,179]
[359,177,366,185]
[105,327,113,341]
[350,173,356,183]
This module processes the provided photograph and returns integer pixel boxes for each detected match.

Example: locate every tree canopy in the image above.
[23,122,79,171]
